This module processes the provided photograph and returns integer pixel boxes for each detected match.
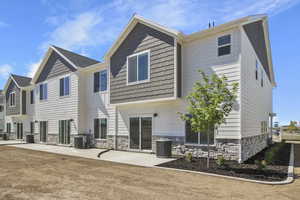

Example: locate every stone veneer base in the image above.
[8,131,268,163]
[109,134,267,162]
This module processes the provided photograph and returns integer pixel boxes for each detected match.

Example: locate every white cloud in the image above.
[221,0,300,21]
[0,64,13,79]
[0,21,8,28]
[35,0,300,70]
[26,60,42,78]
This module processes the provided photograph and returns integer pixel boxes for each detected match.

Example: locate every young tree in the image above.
[287,121,298,133]
[179,70,238,168]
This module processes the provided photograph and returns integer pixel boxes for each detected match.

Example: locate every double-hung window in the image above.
[9,92,16,107]
[185,121,214,145]
[127,50,150,84]
[217,35,231,56]
[94,70,107,92]
[39,83,48,100]
[30,90,34,104]
[255,60,259,80]
[94,118,107,139]
[60,76,70,96]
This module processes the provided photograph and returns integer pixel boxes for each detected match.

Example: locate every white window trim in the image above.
[59,76,71,98]
[126,49,151,86]
[39,82,48,102]
[9,92,16,107]
[217,34,231,57]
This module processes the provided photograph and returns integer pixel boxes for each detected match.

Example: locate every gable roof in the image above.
[104,14,184,60]
[11,74,32,87]
[52,46,100,68]
[31,45,100,83]
[3,74,32,92]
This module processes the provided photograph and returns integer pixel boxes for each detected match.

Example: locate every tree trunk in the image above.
[207,124,210,168]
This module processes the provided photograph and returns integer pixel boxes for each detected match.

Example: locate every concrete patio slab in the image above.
[9,144,174,167]
[0,140,25,145]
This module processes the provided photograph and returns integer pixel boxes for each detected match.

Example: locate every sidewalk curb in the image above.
[155,144,295,185]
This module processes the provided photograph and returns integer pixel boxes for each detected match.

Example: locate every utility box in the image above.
[74,135,87,149]
[26,135,34,143]
[156,139,172,158]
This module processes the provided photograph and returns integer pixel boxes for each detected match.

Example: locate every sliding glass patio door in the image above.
[129,116,152,151]
[40,121,48,143]
[16,123,23,139]
[59,120,70,144]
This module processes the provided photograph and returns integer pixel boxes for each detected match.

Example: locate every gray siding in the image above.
[5,80,21,116]
[243,20,270,81]
[36,51,76,83]
[110,23,175,104]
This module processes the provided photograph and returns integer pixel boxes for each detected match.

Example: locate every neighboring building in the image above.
[3,74,32,139]
[0,90,4,132]
[3,14,275,162]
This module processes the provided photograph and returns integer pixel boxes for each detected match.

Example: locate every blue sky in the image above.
[0,0,299,124]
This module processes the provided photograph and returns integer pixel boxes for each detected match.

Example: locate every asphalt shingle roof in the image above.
[11,74,32,87]
[52,45,100,68]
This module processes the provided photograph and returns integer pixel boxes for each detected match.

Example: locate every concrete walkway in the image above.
[9,143,174,167]
[0,140,25,145]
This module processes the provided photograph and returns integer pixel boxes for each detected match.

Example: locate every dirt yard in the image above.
[0,145,299,200]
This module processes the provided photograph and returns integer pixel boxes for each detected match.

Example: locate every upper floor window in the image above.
[218,35,231,56]
[127,50,150,84]
[39,83,48,100]
[94,70,107,92]
[60,76,70,96]
[255,60,259,80]
[0,105,3,112]
[30,90,34,104]
[9,92,16,107]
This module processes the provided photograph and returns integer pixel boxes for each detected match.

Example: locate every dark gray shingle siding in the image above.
[110,23,175,104]
[6,80,21,116]
[36,51,76,83]
[243,20,271,81]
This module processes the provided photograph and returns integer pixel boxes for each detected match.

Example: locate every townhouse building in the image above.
[3,14,275,162]
[0,91,4,132]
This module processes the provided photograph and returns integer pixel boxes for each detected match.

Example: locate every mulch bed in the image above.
[157,143,291,182]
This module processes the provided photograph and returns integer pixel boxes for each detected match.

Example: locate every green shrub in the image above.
[185,152,193,162]
[265,142,285,164]
[216,155,226,167]
[255,159,267,170]
[265,149,275,164]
